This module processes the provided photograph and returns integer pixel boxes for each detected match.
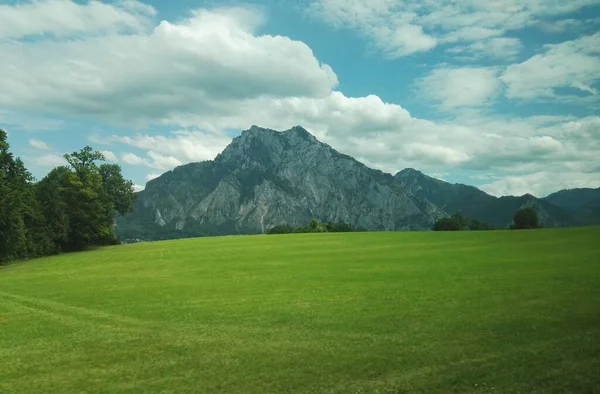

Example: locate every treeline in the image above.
[0,129,135,264]
[268,219,360,234]
[432,212,492,231]
[433,208,541,231]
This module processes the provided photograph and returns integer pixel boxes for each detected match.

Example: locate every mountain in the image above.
[395,168,576,229]
[116,126,447,240]
[544,188,600,226]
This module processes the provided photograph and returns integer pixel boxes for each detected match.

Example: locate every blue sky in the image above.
[1,0,599,197]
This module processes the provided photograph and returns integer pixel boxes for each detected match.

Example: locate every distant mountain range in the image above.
[116,126,599,241]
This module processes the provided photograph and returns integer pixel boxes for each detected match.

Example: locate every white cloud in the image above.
[0,3,338,126]
[145,173,160,181]
[571,81,598,95]
[121,151,182,171]
[147,151,182,171]
[31,153,66,168]
[100,150,118,162]
[0,0,156,39]
[448,37,523,60]
[121,152,144,166]
[306,0,436,57]
[307,0,598,58]
[0,110,64,132]
[1,0,598,198]
[112,130,230,163]
[403,143,471,165]
[128,92,599,196]
[415,67,501,109]
[501,32,600,100]
[540,17,600,33]
[441,27,503,43]
[481,171,600,197]
[29,138,51,150]
[133,184,144,192]
[370,23,437,57]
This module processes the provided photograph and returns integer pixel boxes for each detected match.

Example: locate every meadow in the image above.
[1,228,599,393]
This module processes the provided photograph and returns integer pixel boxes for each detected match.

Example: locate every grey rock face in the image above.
[117,126,448,240]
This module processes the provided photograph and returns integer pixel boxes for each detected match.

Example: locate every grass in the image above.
[1,227,599,393]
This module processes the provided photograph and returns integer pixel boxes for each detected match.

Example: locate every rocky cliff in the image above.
[117,126,447,240]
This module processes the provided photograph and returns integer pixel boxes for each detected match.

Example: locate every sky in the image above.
[0,0,599,197]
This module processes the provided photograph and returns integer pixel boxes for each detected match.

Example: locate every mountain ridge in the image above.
[116,126,597,240]
[394,168,577,229]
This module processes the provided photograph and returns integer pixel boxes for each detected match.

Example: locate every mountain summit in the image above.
[117,126,447,240]
[117,126,587,241]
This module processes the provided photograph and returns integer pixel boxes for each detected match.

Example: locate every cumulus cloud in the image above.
[414,67,501,110]
[501,32,600,100]
[1,0,599,197]
[0,2,338,126]
[29,139,51,150]
[101,89,600,197]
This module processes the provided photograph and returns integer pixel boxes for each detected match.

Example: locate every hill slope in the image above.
[395,168,576,228]
[544,188,600,225]
[117,126,446,240]
[1,228,599,393]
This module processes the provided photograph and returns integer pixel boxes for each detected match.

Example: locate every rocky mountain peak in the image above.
[287,125,317,142]
[216,125,324,170]
[116,125,593,241]
[395,168,425,179]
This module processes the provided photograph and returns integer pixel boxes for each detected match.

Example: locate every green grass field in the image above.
[1,228,599,393]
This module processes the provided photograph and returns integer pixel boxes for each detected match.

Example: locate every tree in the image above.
[267,224,294,234]
[0,133,136,264]
[469,219,491,231]
[433,212,491,231]
[35,167,72,253]
[60,147,135,249]
[64,146,105,178]
[433,216,461,231]
[99,164,135,216]
[266,220,358,234]
[308,218,320,231]
[512,207,540,229]
[0,129,51,262]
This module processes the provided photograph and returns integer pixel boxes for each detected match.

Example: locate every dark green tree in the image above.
[512,207,540,229]
[1,134,136,263]
[64,146,105,178]
[53,147,135,250]
[308,218,320,231]
[432,216,461,231]
[0,130,50,262]
[433,212,491,231]
[99,163,135,216]
[267,224,294,234]
[469,219,492,231]
[35,167,72,253]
